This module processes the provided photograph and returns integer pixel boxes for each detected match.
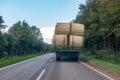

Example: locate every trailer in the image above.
[54,47,81,61]
[52,23,85,61]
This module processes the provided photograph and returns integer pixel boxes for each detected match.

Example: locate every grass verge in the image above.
[0,53,45,68]
[80,53,120,74]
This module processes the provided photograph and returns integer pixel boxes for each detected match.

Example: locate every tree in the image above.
[9,20,45,55]
[73,0,120,51]
[0,16,4,25]
[0,16,7,29]
[0,19,51,58]
[31,25,43,41]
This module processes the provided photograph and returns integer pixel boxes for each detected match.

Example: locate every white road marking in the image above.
[0,56,37,70]
[36,69,46,80]
[81,62,114,80]
[0,54,54,70]
[50,59,53,62]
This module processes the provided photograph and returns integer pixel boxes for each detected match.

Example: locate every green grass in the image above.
[80,53,120,74]
[0,53,44,68]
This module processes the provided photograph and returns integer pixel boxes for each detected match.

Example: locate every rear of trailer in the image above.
[52,23,85,61]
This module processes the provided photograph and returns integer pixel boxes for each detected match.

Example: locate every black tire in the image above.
[76,57,79,61]
[56,57,61,61]
[74,57,78,61]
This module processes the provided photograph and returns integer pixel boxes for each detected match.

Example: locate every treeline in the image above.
[0,16,51,58]
[73,0,120,63]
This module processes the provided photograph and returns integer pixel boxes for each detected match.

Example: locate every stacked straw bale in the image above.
[53,23,84,49]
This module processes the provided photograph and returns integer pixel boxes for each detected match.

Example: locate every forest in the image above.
[0,16,51,58]
[73,0,120,63]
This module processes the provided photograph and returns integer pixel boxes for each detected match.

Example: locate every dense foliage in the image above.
[73,0,120,63]
[0,17,51,58]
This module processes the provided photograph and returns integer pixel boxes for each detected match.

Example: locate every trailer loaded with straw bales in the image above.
[52,23,85,61]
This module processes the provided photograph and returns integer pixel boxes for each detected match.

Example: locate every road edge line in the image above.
[0,53,54,70]
[0,55,41,70]
[81,62,114,80]
[36,69,46,80]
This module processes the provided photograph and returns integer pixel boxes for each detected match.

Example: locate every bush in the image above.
[95,51,120,64]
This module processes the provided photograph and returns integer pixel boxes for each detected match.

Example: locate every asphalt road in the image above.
[0,53,54,80]
[0,53,114,80]
[45,61,112,80]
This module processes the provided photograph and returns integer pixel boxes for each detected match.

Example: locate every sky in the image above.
[0,0,86,44]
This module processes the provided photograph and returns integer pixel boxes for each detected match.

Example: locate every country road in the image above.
[0,53,54,80]
[0,53,115,80]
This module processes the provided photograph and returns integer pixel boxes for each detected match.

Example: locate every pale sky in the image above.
[0,0,86,44]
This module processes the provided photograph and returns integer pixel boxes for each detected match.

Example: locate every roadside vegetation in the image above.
[80,52,120,74]
[0,16,52,68]
[73,0,120,73]
[0,16,52,57]
[0,53,45,68]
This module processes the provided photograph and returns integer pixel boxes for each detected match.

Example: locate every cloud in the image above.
[0,26,9,33]
[1,26,55,44]
[40,27,55,44]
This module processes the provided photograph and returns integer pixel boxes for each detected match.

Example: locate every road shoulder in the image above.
[79,58,120,80]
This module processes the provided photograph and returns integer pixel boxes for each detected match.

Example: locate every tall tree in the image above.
[9,20,45,55]
[0,16,4,25]
[73,0,120,51]
[31,25,43,41]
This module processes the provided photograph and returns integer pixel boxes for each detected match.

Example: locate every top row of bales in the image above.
[55,23,85,36]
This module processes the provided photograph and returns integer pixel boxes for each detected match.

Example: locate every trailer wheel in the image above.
[56,57,61,61]
[75,57,78,61]
[56,53,61,61]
